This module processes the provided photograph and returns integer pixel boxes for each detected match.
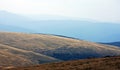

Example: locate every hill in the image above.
[0,24,32,32]
[0,32,120,63]
[4,56,120,70]
[103,42,120,47]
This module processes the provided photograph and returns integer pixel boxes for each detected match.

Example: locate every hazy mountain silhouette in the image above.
[0,23,33,32]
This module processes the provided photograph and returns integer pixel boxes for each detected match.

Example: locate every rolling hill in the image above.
[4,56,120,70]
[0,32,120,66]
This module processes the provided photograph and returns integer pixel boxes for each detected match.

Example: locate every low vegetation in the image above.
[4,56,120,70]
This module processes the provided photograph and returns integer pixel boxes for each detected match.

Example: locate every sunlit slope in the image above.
[0,32,120,61]
[0,43,60,67]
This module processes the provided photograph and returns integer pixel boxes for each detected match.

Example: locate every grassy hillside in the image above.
[0,32,120,60]
[0,43,60,67]
[0,32,120,67]
[4,56,120,70]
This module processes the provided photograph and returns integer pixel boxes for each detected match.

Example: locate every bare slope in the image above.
[0,32,120,61]
[5,56,120,70]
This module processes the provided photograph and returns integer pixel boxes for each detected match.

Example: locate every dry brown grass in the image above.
[0,43,60,67]
[0,32,120,69]
[0,32,119,50]
[5,56,120,70]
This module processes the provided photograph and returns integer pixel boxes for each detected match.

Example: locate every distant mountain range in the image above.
[0,32,120,67]
[0,10,120,42]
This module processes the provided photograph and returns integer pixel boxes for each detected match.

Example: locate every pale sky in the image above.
[0,0,120,22]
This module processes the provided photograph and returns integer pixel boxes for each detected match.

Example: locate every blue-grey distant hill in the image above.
[0,23,33,32]
[0,10,120,42]
[102,42,120,47]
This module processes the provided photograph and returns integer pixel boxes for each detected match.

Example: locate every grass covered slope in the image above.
[6,56,120,70]
[0,32,120,61]
[0,43,60,67]
[0,44,32,67]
